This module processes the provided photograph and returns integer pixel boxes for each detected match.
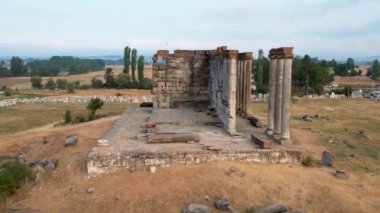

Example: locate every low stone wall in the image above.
[87,148,301,176]
[0,95,154,108]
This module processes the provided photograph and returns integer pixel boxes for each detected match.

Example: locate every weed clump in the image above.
[0,161,32,200]
[302,155,318,167]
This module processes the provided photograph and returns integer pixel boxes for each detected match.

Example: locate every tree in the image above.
[371,59,380,80]
[91,77,103,88]
[44,78,56,90]
[123,46,131,74]
[104,67,115,87]
[10,57,27,76]
[56,79,68,90]
[302,55,312,96]
[0,61,12,77]
[87,98,104,120]
[30,76,43,89]
[328,59,337,67]
[66,82,75,93]
[309,65,334,95]
[346,58,355,71]
[256,49,264,85]
[131,49,137,82]
[334,64,348,76]
[137,55,145,82]
[350,69,358,76]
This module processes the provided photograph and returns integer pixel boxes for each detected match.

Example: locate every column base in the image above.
[279,137,292,146]
[266,129,273,136]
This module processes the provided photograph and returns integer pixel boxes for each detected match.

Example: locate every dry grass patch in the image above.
[0,103,132,135]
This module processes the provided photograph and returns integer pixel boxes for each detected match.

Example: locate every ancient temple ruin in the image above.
[87,46,300,176]
[152,46,253,134]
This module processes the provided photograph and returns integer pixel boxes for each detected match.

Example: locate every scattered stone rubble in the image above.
[293,114,330,122]
[0,95,153,108]
[29,159,58,171]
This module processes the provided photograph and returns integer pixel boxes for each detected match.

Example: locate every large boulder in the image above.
[65,135,78,147]
[214,196,230,211]
[182,203,211,213]
[44,159,58,170]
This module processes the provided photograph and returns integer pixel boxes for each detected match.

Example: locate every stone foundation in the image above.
[87,148,301,176]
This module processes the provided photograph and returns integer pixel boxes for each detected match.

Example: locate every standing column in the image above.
[281,48,294,141]
[242,60,246,114]
[236,61,241,113]
[228,53,238,135]
[267,58,277,135]
[245,55,252,115]
[273,58,284,138]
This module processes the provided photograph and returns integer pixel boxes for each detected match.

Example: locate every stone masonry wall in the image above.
[209,50,238,134]
[151,46,253,134]
[87,148,301,176]
[0,95,153,108]
[152,50,210,98]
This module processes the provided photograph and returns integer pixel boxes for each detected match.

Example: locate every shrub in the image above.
[137,78,153,89]
[63,110,72,124]
[87,98,104,121]
[0,161,32,200]
[44,78,56,90]
[75,114,86,123]
[56,79,68,90]
[30,76,43,89]
[255,84,268,94]
[91,77,103,88]
[3,87,12,96]
[301,155,317,167]
[66,82,75,93]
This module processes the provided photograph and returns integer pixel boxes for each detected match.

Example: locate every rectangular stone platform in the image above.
[87,107,301,176]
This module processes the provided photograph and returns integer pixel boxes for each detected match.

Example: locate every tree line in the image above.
[0,56,105,77]
[254,51,380,95]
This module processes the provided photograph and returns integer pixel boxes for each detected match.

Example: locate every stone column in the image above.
[273,58,284,138]
[280,48,294,141]
[236,61,241,113]
[242,60,246,114]
[267,58,277,135]
[228,53,238,135]
[245,57,252,115]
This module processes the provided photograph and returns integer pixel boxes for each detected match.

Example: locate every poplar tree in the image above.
[123,46,131,74]
[131,49,137,81]
[138,55,145,82]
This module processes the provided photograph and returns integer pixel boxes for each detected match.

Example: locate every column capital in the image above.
[268,47,294,59]
[238,52,253,60]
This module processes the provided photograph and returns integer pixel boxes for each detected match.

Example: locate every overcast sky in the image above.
[0,0,379,60]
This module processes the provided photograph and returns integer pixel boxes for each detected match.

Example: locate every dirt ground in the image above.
[333,76,380,87]
[0,99,379,212]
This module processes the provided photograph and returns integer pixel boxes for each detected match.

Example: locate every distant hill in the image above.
[355,56,380,65]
